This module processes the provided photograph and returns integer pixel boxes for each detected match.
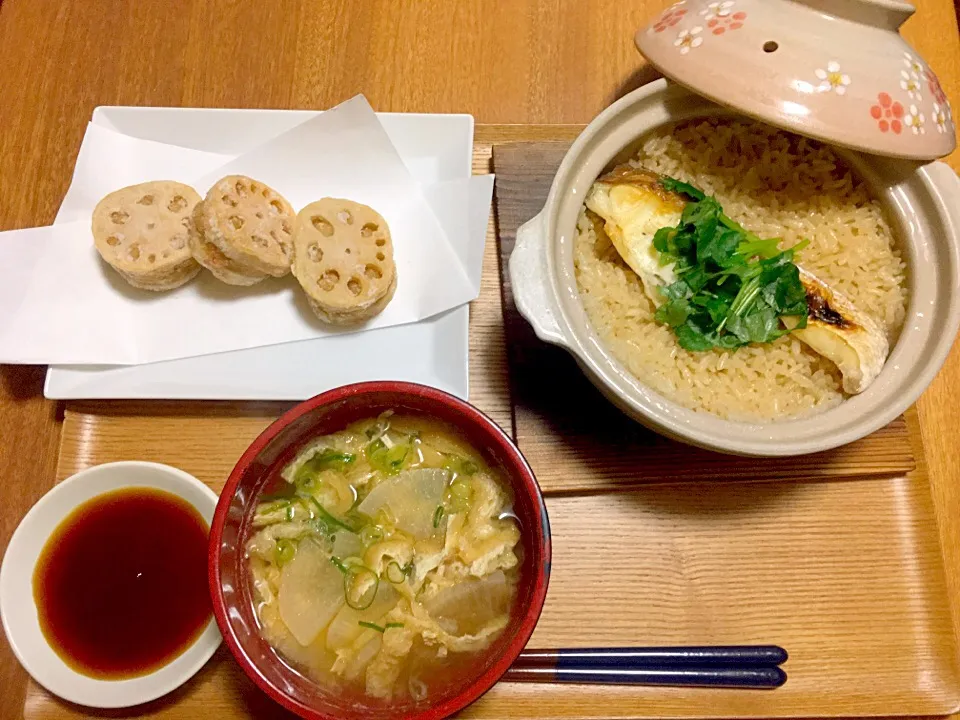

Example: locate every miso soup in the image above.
[245,412,523,704]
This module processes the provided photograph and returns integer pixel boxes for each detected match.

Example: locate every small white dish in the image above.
[44,108,478,402]
[0,462,221,708]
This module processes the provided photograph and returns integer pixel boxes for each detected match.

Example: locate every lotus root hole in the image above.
[312,216,335,237]
[162,250,171,259]
[307,244,323,262]
[249,182,259,193]
[263,188,271,198]
[375,237,386,247]
[347,277,363,296]
[360,222,379,237]
[181,217,191,229]
[106,236,120,247]
[170,235,186,250]
[167,195,188,213]
[128,245,141,261]
[345,248,352,255]
[318,270,340,292]
[235,180,247,197]
[270,199,285,214]
[223,195,238,207]
[147,222,156,230]
[281,221,292,235]
[376,252,385,261]
[256,211,264,219]
[110,210,129,224]
[147,253,156,264]
[270,230,278,242]
[365,264,382,280]
[337,210,353,225]
[229,215,245,230]
[137,195,154,206]
[252,235,269,248]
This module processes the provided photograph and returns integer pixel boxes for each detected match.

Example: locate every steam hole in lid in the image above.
[763,41,778,53]
[307,243,323,262]
[137,195,154,205]
[312,216,335,237]
[360,222,378,237]
[365,264,382,280]
[106,236,120,246]
[167,195,188,213]
[110,210,129,224]
[375,237,386,247]
[229,215,244,230]
[224,195,238,207]
[347,277,362,296]
[318,269,340,291]
[337,209,353,225]
[376,252,385,261]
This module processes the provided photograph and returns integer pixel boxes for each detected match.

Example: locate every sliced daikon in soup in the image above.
[357,468,448,538]
[278,539,344,646]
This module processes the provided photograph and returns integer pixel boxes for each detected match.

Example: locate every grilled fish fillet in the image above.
[784,269,888,394]
[585,166,684,305]
[584,165,889,394]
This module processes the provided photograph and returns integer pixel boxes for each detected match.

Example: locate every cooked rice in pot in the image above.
[574,117,907,422]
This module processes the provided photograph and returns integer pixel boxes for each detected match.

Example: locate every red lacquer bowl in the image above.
[209,381,551,720]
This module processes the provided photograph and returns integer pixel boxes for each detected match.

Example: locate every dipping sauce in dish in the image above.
[32,487,211,679]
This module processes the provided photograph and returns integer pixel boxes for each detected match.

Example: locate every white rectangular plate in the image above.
[44,108,475,401]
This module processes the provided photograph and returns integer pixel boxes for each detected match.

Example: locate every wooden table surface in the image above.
[0,1,958,719]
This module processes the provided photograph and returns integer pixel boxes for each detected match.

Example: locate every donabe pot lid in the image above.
[635,0,956,161]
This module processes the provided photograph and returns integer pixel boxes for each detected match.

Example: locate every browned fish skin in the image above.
[597,165,688,212]
[804,283,857,331]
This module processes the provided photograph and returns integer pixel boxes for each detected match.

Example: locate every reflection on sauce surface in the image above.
[33,487,211,679]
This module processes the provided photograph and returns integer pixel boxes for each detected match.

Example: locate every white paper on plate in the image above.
[45,174,494,400]
[0,96,478,365]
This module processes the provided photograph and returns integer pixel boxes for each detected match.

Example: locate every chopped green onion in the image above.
[384,560,413,584]
[330,556,349,574]
[302,495,355,532]
[344,565,380,611]
[275,538,297,567]
[366,438,410,475]
[359,525,384,546]
[447,477,472,513]
[385,622,404,630]
[285,504,296,521]
[442,453,479,476]
[432,505,445,529]
[358,621,386,633]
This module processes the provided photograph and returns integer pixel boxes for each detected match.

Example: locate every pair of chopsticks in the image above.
[505,646,788,689]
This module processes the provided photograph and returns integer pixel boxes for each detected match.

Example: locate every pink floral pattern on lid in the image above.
[651,2,688,33]
[870,93,905,135]
[700,1,747,35]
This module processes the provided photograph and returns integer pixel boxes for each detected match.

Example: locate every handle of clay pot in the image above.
[508,211,566,346]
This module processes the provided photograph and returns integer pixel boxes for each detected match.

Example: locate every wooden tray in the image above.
[23,128,960,720]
